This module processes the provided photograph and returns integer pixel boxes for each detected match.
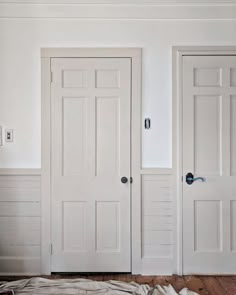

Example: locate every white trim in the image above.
[1,0,236,4]
[130,51,142,274]
[0,168,41,175]
[41,48,142,275]
[140,168,173,175]
[41,48,141,58]
[41,57,52,275]
[1,3,236,19]
[172,45,236,275]
[141,258,173,275]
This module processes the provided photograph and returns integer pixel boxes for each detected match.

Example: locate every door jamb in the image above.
[172,46,236,275]
[41,48,142,275]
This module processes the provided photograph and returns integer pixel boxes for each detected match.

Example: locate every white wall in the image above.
[0,1,236,275]
[0,6,236,169]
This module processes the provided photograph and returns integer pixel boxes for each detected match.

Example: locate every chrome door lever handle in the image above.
[193,177,205,182]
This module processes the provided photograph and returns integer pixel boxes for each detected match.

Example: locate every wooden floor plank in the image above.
[1,274,236,294]
[118,274,135,283]
[202,276,227,295]
[152,276,170,287]
[184,276,209,295]
[159,276,177,288]
[135,275,155,286]
[217,276,236,295]
[170,276,187,293]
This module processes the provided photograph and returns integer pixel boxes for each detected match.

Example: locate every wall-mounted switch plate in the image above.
[5,129,13,142]
[144,118,151,129]
[0,126,2,146]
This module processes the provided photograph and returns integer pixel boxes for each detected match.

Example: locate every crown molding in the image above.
[0,2,236,19]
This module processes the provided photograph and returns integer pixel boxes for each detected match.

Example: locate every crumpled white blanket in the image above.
[0,277,199,295]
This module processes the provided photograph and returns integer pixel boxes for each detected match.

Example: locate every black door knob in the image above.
[121,177,128,183]
[186,172,194,185]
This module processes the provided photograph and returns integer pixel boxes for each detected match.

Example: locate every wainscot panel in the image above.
[0,174,41,275]
[141,172,174,274]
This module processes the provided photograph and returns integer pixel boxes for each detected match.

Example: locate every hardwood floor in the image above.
[0,274,236,294]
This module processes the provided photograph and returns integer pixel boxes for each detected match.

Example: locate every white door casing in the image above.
[51,57,131,272]
[182,55,236,274]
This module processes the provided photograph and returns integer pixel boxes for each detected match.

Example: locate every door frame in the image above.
[172,46,236,275]
[41,48,142,275]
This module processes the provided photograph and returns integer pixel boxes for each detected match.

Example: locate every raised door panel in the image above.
[230,69,236,87]
[231,96,236,176]
[194,95,221,176]
[62,202,88,252]
[95,70,120,88]
[96,201,120,252]
[63,97,88,176]
[62,70,88,88]
[230,200,236,251]
[194,68,222,87]
[96,97,120,177]
[194,200,222,252]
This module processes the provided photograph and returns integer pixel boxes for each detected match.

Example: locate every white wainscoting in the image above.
[0,169,174,275]
[0,171,41,275]
[141,169,174,274]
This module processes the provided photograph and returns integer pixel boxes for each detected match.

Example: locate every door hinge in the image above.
[50,244,53,255]
[50,72,53,83]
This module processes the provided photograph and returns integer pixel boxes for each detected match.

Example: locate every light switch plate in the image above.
[5,129,13,142]
[144,118,151,129]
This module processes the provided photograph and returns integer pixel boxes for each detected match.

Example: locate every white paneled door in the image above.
[183,56,236,274]
[51,58,131,272]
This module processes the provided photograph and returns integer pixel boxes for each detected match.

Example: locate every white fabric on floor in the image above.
[0,277,199,295]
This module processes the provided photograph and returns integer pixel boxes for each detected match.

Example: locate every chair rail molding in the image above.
[0,169,41,175]
[141,168,173,175]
